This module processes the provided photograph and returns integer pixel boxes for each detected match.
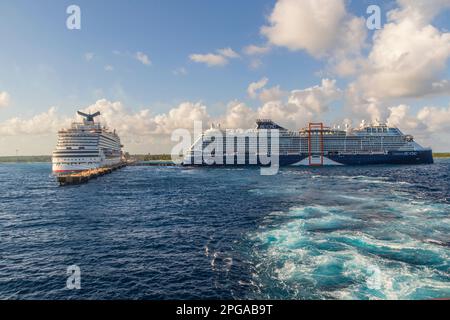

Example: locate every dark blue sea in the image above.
[0,160,449,300]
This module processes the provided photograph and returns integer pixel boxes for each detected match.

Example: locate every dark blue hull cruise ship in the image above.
[183,120,433,166]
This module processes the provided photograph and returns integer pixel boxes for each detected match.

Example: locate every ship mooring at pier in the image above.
[56,162,127,185]
[52,111,434,185]
[52,110,126,185]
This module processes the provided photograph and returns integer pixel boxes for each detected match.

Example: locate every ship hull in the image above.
[183,150,434,167]
[327,150,434,166]
[52,157,122,175]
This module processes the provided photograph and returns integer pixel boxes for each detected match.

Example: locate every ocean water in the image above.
[0,161,449,300]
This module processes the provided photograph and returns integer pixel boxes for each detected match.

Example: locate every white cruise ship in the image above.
[52,111,123,174]
[183,119,433,166]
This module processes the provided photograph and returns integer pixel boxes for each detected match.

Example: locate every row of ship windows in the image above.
[55,162,97,165]
[202,137,404,143]
[57,145,97,148]
[55,158,98,161]
[58,141,98,144]
[57,147,116,151]
[58,137,119,143]
[204,137,406,142]
[58,139,98,142]
[204,132,398,139]
[58,137,98,139]
[57,146,118,150]
[58,140,118,143]
[58,138,118,142]
[201,142,406,148]
[198,146,407,153]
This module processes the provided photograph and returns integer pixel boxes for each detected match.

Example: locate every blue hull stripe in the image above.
[184,150,434,166]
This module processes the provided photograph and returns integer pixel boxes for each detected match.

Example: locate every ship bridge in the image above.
[256,119,287,130]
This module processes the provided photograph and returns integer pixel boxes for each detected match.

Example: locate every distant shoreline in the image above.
[0,155,174,163]
[0,156,52,163]
[1,153,450,163]
[433,153,450,158]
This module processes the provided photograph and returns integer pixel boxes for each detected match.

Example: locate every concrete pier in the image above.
[56,163,127,186]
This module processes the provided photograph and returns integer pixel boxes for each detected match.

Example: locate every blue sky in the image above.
[1,0,450,154]
[1,0,279,117]
[0,0,385,116]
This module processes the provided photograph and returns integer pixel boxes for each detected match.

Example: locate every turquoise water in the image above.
[0,161,449,299]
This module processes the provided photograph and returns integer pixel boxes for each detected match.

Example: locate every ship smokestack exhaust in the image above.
[77,111,101,122]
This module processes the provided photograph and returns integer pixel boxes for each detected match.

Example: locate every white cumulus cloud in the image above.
[190,47,240,67]
[261,0,366,59]
[243,45,271,56]
[135,51,152,66]
[245,79,343,128]
[417,105,450,133]
[247,78,286,102]
[289,79,342,114]
[0,107,70,136]
[388,0,450,25]
[259,86,286,103]
[0,91,11,108]
[350,0,450,101]
[217,47,240,59]
[247,77,269,99]
[153,102,211,134]
[385,103,450,150]
[189,53,228,67]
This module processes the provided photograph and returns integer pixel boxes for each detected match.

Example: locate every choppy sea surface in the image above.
[0,160,449,300]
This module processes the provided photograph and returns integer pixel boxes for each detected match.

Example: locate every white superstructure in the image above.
[183,120,433,166]
[52,111,123,174]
